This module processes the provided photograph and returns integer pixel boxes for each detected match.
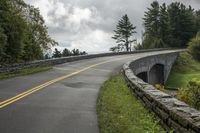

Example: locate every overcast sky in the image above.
[25,0,200,53]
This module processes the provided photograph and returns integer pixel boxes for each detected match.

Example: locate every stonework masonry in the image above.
[0,48,171,74]
[123,52,200,133]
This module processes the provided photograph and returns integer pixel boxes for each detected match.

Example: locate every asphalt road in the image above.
[0,50,178,133]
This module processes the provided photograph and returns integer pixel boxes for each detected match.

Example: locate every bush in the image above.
[188,32,200,61]
[177,79,200,110]
[171,52,200,73]
[177,88,192,104]
[155,84,165,92]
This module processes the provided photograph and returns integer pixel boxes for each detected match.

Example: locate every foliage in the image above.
[155,84,165,92]
[159,3,169,45]
[177,79,200,110]
[144,1,160,38]
[166,52,200,88]
[195,10,200,32]
[177,88,191,105]
[167,3,195,47]
[0,0,57,63]
[0,66,51,80]
[141,1,197,49]
[97,74,164,133]
[0,0,27,63]
[0,26,7,61]
[62,48,71,57]
[52,48,87,58]
[52,48,62,58]
[170,52,200,73]
[134,43,143,50]
[188,32,200,61]
[112,14,136,52]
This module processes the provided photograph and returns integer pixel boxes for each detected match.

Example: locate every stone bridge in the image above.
[2,48,199,133]
[123,50,200,133]
[129,52,178,85]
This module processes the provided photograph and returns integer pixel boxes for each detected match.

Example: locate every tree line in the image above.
[112,1,200,51]
[140,1,200,49]
[49,48,87,59]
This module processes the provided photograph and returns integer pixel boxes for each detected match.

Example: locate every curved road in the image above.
[0,50,178,133]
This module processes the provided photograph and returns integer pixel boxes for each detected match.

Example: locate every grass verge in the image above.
[97,74,164,133]
[166,52,200,88]
[0,66,52,80]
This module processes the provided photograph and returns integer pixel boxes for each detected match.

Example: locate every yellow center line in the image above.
[0,56,132,109]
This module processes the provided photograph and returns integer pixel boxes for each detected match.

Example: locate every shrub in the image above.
[188,32,200,61]
[155,84,165,92]
[177,79,200,110]
[187,79,200,109]
[177,88,192,104]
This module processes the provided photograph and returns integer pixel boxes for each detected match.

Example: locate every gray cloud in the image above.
[25,0,200,53]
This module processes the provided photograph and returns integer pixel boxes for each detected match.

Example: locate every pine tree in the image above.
[0,26,7,62]
[159,3,169,46]
[144,1,160,37]
[72,49,80,56]
[62,48,71,57]
[112,14,136,51]
[143,1,161,48]
[195,10,200,32]
[167,2,195,47]
[142,1,197,49]
[80,51,87,55]
[53,48,62,58]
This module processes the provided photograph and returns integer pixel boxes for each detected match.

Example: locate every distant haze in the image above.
[25,0,200,53]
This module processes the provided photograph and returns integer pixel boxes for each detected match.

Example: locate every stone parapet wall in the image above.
[0,48,171,74]
[123,53,200,133]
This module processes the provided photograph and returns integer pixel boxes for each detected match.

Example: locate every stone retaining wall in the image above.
[0,48,171,74]
[123,53,200,133]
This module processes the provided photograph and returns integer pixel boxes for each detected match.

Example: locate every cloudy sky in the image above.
[25,0,200,53]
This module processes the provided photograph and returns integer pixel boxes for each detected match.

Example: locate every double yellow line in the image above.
[0,56,132,109]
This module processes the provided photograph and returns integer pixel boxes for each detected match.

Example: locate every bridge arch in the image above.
[148,64,164,85]
[136,72,148,82]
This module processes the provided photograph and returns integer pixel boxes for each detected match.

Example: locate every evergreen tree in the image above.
[167,2,195,47]
[44,54,50,59]
[72,49,80,56]
[143,1,163,48]
[62,48,71,57]
[142,1,197,49]
[112,14,136,51]
[144,1,160,38]
[53,48,62,58]
[159,3,169,46]
[80,51,87,55]
[0,26,7,62]
[195,10,200,32]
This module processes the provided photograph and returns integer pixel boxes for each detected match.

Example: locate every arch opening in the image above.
[137,72,148,82]
[149,64,164,85]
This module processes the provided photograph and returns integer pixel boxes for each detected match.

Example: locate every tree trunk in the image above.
[125,38,129,51]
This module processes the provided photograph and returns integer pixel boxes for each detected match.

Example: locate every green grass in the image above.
[0,66,52,80]
[166,72,200,88]
[97,74,165,133]
[166,52,200,88]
